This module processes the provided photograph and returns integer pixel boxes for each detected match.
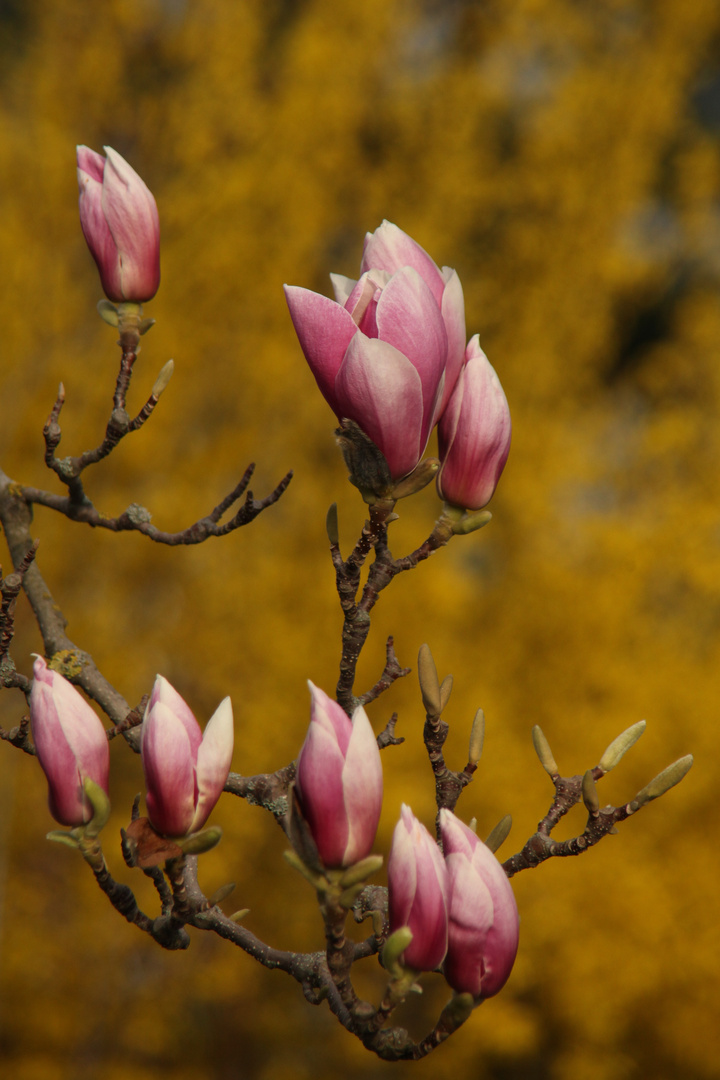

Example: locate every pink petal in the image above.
[284,285,358,413]
[101,147,160,301]
[142,701,197,836]
[308,681,352,755]
[374,267,447,445]
[341,705,383,864]
[437,268,466,419]
[192,696,234,832]
[335,334,425,479]
[361,221,444,306]
[296,717,349,867]
[148,675,202,758]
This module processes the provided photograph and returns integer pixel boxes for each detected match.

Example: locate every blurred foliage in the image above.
[2,0,720,1077]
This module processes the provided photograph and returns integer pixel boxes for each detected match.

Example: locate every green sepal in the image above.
[381,926,413,976]
[177,825,223,856]
[97,300,119,327]
[138,317,155,336]
[453,510,492,535]
[283,849,328,890]
[83,777,111,837]
[339,854,383,888]
[46,829,81,849]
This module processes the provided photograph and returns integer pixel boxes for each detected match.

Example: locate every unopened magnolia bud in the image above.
[418,644,441,716]
[632,754,693,809]
[151,359,174,399]
[598,721,646,774]
[485,814,512,853]
[468,708,485,765]
[581,770,599,814]
[532,725,559,778]
[326,503,339,545]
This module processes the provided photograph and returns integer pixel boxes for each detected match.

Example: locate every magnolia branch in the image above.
[21,464,293,545]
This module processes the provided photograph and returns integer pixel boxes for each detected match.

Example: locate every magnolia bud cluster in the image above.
[285,221,512,510]
[294,684,519,1002]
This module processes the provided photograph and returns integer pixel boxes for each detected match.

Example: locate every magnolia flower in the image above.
[141,675,234,837]
[387,805,448,971]
[29,655,110,827]
[295,682,383,868]
[77,145,160,303]
[439,809,519,999]
[285,221,466,480]
[437,335,512,510]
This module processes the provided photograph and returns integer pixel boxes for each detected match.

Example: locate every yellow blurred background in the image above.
[2,0,719,1077]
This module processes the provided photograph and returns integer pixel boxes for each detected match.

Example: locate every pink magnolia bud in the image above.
[295,682,383,868]
[29,655,110,827]
[437,335,512,510]
[77,145,160,303]
[141,675,234,837]
[285,221,466,480]
[387,805,448,971]
[439,809,519,1000]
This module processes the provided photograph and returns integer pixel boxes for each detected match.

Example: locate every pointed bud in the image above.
[141,676,234,837]
[485,814,512,853]
[30,656,110,827]
[632,755,693,809]
[387,805,448,972]
[418,644,441,716]
[77,145,160,303]
[598,721,646,774]
[295,683,383,868]
[151,360,174,398]
[581,770,599,815]
[439,809,519,1000]
[532,725,559,777]
[468,708,485,765]
[326,503,339,545]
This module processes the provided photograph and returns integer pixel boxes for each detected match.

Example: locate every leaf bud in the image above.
[532,725,559,778]
[598,720,646,774]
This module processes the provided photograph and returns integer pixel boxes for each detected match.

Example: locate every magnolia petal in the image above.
[374,267,447,445]
[444,853,494,997]
[142,701,197,837]
[437,268,467,419]
[296,718,350,867]
[341,705,383,865]
[77,154,121,300]
[284,285,357,413]
[148,675,202,757]
[308,681,352,756]
[361,221,445,306]
[387,808,420,925]
[192,696,234,833]
[335,334,424,479]
[101,147,160,302]
[330,272,357,305]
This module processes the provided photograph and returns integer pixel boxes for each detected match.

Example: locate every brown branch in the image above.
[1,468,133,729]
[333,509,454,714]
[21,466,293,545]
[502,766,634,878]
